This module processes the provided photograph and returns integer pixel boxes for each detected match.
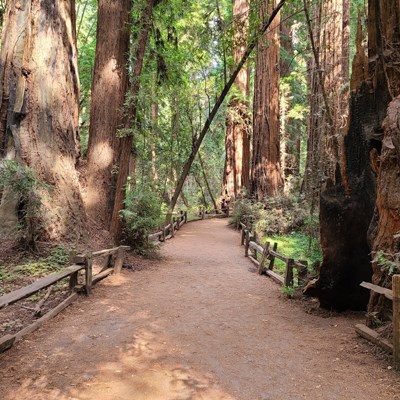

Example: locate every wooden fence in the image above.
[148,208,230,242]
[148,211,188,242]
[238,222,308,290]
[356,276,400,370]
[0,245,130,354]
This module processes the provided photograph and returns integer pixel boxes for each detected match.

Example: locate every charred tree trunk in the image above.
[309,0,400,311]
[110,0,154,240]
[0,0,85,241]
[85,0,131,227]
[367,0,400,322]
[223,0,250,201]
[251,0,283,199]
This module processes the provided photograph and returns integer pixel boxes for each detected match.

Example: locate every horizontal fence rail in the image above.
[238,221,308,290]
[0,245,130,354]
[357,276,399,370]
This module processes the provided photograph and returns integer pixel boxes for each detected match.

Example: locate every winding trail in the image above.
[0,219,399,400]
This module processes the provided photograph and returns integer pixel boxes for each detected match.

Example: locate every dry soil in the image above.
[0,219,399,400]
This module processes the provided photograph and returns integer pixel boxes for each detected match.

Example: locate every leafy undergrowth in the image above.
[0,246,69,296]
[261,232,322,276]
[0,246,74,336]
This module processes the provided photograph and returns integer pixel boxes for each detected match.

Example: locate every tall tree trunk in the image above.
[0,0,85,241]
[367,0,400,323]
[251,0,283,200]
[110,0,154,240]
[85,0,131,227]
[223,0,250,201]
[307,0,398,311]
[301,1,322,197]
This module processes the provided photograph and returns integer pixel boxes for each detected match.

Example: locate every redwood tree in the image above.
[308,0,400,311]
[0,0,85,241]
[110,0,155,239]
[85,0,131,226]
[251,0,283,199]
[223,0,250,200]
[367,0,400,321]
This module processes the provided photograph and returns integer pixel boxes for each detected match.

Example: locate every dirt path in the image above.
[1,219,399,400]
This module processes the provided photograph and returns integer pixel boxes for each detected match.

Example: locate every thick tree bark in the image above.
[301,1,322,197]
[309,0,400,311]
[0,0,85,241]
[85,0,131,226]
[223,0,250,200]
[110,0,154,240]
[251,0,283,200]
[367,0,400,322]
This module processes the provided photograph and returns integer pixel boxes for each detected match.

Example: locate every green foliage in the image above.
[255,195,308,236]
[263,232,322,265]
[120,187,163,255]
[0,246,69,295]
[230,198,264,230]
[280,285,295,298]
[0,161,44,248]
[373,250,400,277]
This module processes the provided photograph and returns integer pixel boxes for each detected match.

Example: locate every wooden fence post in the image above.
[184,211,188,223]
[171,219,175,237]
[241,226,246,245]
[114,247,125,274]
[202,209,205,220]
[284,258,295,287]
[298,260,308,287]
[258,241,270,275]
[69,251,82,291]
[161,227,166,242]
[245,230,250,257]
[268,242,278,270]
[175,216,180,231]
[85,255,93,295]
[393,274,400,370]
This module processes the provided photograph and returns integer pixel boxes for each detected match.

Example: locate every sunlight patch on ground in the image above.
[70,329,237,400]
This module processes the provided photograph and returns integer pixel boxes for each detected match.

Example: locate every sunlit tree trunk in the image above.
[0,0,85,241]
[223,0,250,200]
[251,0,283,199]
[85,0,131,227]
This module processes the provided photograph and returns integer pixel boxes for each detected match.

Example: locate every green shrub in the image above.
[230,198,265,230]
[120,187,163,256]
[0,161,43,249]
[255,195,308,236]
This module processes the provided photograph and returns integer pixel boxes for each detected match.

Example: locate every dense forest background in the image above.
[0,0,399,323]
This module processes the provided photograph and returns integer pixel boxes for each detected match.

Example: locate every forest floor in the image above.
[0,219,399,400]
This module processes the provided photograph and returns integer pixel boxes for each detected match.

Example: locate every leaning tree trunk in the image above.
[251,0,283,200]
[0,0,85,241]
[85,0,131,227]
[222,0,250,201]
